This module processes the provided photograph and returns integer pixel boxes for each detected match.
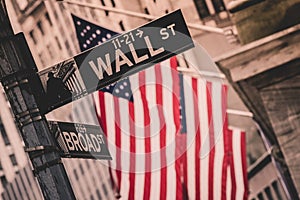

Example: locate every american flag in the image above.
[72,14,118,51]
[94,59,186,199]
[178,74,248,200]
[73,14,183,199]
[72,14,248,200]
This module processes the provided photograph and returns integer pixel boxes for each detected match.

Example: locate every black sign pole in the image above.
[0,2,76,200]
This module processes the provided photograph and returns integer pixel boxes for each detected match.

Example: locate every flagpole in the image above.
[226,109,253,118]
[0,1,76,199]
[177,67,226,79]
[58,0,225,34]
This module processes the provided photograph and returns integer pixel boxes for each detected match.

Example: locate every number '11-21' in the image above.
[112,32,135,49]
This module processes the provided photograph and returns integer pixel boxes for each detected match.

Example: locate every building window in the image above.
[272,181,283,199]
[257,192,264,200]
[264,186,273,199]
[45,13,52,26]
[111,0,116,7]
[47,44,54,59]
[144,8,150,15]
[0,119,10,145]
[91,9,97,18]
[102,184,108,195]
[65,40,72,56]
[14,179,23,200]
[86,160,90,169]
[193,0,210,19]
[29,30,37,44]
[0,176,8,187]
[23,167,32,187]
[74,169,79,180]
[18,170,30,199]
[55,36,62,50]
[193,0,226,19]
[9,154,18,166]
[59,3,65,12]
[100,0,109,16]
[79,164,84,174]
[53,10,58,19]
[96,189,102,200]
[38,53,46,66]
[37,21,44,35]
[212,0,226,13]
[119,21,125,31]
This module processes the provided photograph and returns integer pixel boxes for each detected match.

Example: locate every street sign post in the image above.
[0,1,76,199]
[0,6,193,199]
[39,9,194,114]
[49,121,111,160]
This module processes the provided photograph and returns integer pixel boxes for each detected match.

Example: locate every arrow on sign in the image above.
[136,29,143,38]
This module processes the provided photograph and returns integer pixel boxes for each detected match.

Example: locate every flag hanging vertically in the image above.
[178,73,248,200]
[222,127,248,200]
[72,14,248,200]
[72,14,183,199]
[94,59,184,200]
[179,73,227,199]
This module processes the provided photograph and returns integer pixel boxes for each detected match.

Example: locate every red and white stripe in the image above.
[223,127,248,200]
[94,57,182,200]
[181,74,248,200]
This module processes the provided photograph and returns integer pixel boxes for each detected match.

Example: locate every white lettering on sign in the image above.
[88,54,112,80]
[62,131,105,153]
[160,23,176,40]
[115,49,133,72]
[129,43,149,64]
[144,36,165,57]
[89,35,165,80]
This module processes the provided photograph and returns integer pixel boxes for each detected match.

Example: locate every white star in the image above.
[125,92,129,97]
[102,37,107,42]
[96,30,101,35]
[83,29,87,33]
[86,25,91,30]
[106,33,111,38]
[77,21,81,25]
[92,33,96,38]
[83,44,87,48]
[115,89,119,93]
[120,85,124,90]
[123,82,128,86]
[98,41,102,45]
[80,32,84,37]
[87,40,91,44]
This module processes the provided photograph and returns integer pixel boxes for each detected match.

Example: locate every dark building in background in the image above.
[217,0,300,199]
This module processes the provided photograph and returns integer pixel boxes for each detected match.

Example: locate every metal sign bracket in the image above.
[25,145,59,159]
[32,158,63,177]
